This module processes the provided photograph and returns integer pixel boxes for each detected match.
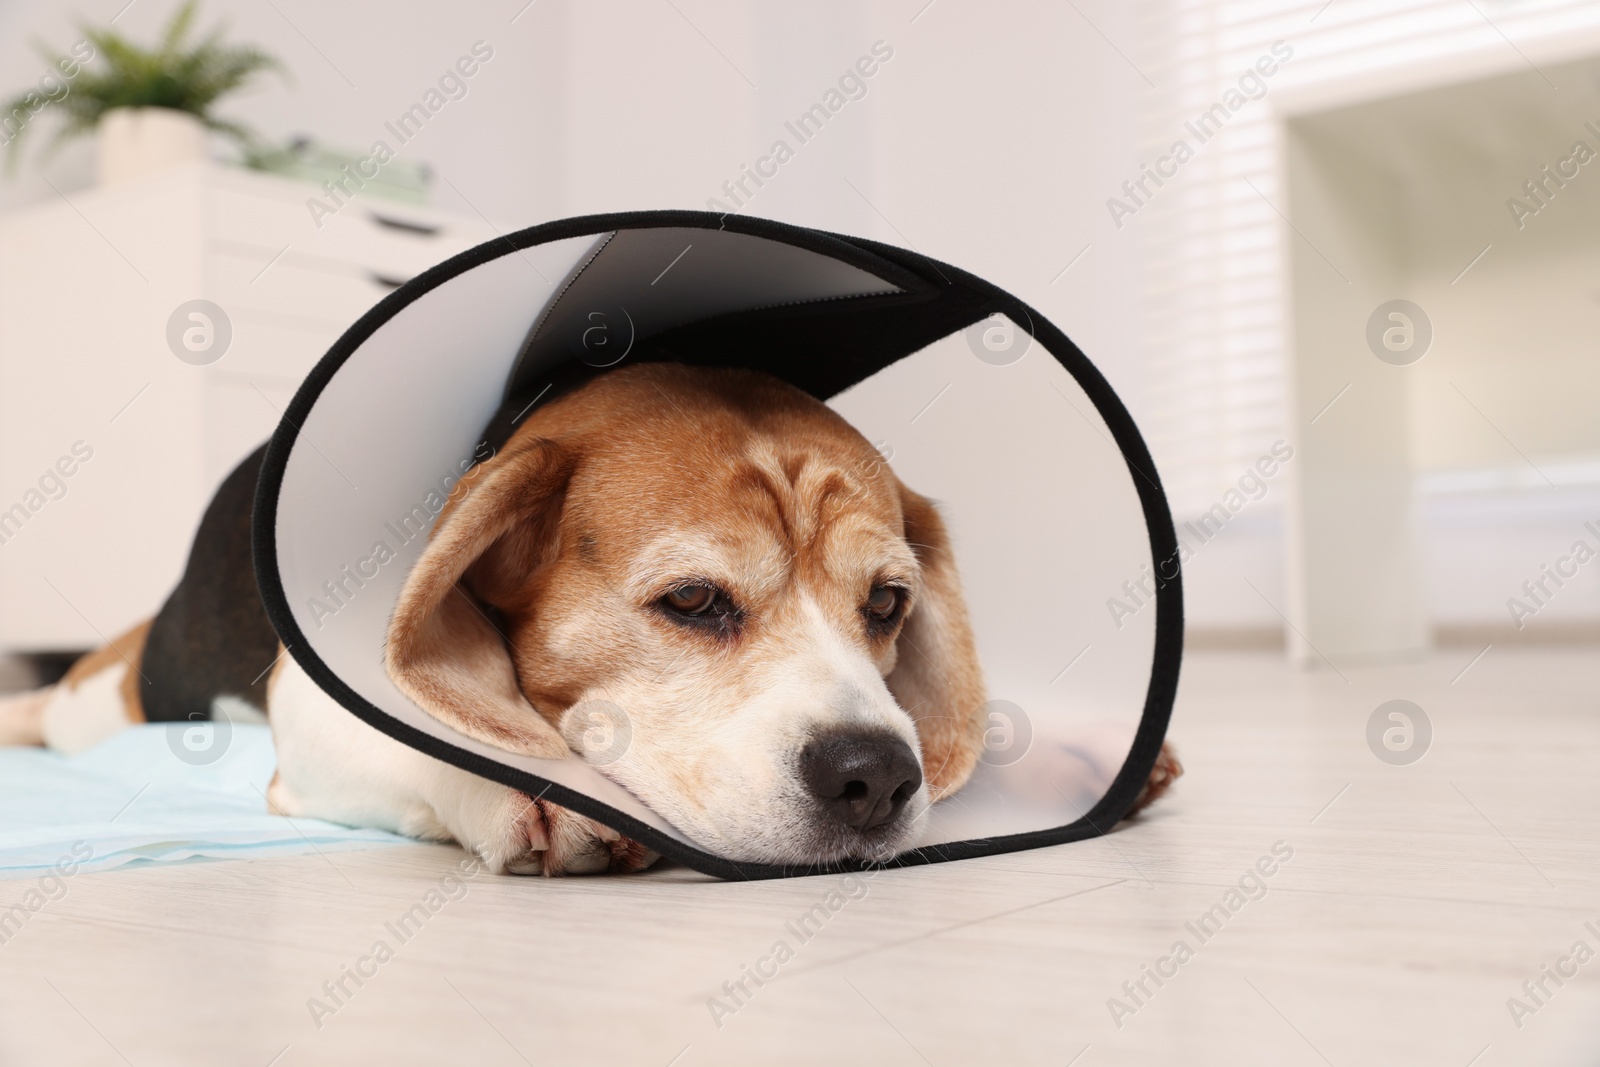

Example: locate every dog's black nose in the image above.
[800,730,922,832]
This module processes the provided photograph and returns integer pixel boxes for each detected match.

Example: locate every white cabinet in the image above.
[0,162,498,651]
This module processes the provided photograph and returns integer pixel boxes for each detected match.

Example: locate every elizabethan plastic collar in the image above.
[255,210,1182,880]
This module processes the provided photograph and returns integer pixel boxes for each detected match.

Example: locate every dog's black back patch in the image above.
[139,444,281,723]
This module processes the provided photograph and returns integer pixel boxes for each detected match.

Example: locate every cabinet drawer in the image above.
[208,186,495,277]
[208,249,393,330]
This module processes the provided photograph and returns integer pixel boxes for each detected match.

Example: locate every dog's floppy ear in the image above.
[385,437,573,757]
[887,484,986,800]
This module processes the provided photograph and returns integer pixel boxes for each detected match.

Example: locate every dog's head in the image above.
[384,363,985,865]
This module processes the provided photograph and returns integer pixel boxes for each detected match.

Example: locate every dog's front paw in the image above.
[1129,742,1183,814]
[538,797,660,876]
[469,789,657,876]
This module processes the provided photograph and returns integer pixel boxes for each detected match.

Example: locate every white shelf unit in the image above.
[0,162,498,651]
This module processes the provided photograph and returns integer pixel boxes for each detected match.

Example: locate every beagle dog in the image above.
[0,363,1179,875]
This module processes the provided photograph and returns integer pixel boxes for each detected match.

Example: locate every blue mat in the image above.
[0,723,406,879]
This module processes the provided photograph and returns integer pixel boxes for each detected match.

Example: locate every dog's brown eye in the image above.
[663,584,718,616]
[866,585,902,622]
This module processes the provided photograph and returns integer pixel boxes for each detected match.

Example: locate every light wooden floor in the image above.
[1,647,1597,1066]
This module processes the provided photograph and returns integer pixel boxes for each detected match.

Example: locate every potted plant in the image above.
[1,0,283,185]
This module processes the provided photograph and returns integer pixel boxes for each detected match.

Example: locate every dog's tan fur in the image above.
[61,620,149,723]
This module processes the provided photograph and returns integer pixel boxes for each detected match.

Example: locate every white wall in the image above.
[1,1,1165,641]
[1,0,1144,371]
[2,0,1145,402]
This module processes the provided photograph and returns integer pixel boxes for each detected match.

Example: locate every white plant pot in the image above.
[96,107,208,187]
